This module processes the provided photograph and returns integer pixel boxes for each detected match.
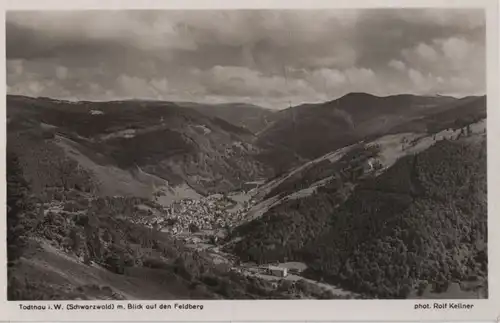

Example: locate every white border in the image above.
[1,0,498,321]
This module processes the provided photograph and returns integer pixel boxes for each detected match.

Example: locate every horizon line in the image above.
[6,91,487,110]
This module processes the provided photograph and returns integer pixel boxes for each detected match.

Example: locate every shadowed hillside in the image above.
[256,93,484,173]
[7,95,273,196]
[175,101,280,134]
[232,133,487,299]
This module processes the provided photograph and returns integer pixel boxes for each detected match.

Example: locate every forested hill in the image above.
[255,93,485,174]
[175,101,279,134]
[232,133,487,299]
[7,95,273,197]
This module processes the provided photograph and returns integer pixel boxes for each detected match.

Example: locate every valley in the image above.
[7,93,487,300]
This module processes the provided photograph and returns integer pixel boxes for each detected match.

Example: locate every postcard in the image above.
[2,0,498,321]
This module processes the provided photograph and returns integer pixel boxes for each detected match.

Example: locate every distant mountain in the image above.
[255,93,484,173]
[7,95,272,199]
[388,95,486,134]
[175,101,280,134]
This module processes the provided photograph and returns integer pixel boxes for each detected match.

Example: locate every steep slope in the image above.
[304,135,487,298]
[7,95,272,197]
[11,238,189,300]
[6,147,303,300]
[232,119,487,299]
[175,102,279,134]
[256,93,484,173]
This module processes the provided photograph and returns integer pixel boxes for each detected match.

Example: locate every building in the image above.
[266,265,288,278]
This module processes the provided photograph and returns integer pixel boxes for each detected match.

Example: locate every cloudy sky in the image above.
[6,9,485,109]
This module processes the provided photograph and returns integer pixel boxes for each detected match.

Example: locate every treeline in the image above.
[233,138,487,298]
[7,152,37,265]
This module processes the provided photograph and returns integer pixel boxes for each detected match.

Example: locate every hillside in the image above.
[256,93,485,173]
[232,120,487,299]
[175,102,279,134]
[7,144,322,300]
[7,95,272,198]
[7,151,351,300]
[7,93,488,300]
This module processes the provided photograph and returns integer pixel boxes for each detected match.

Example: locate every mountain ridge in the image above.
[255,94,485,173]
[7,95,272,198]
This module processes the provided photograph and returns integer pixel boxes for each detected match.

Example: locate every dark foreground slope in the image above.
[7,147,310,300]
[232,135,487,299]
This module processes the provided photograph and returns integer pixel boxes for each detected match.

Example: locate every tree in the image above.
[189,223,200,233]
[372,160,383,171]
[69,228,81,255]
[7,152,33,264]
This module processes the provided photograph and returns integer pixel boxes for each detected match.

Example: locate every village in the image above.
[130,190,258,239]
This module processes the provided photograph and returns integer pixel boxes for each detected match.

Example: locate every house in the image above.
[267,266,288,278]
[90,109,104,115]
[363,157,383,173]
[363,158,376,172]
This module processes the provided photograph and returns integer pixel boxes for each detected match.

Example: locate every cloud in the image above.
[196,65,317,100]
[56,66,68,80]
[438,37,479,70]
[408,68,429,91]
[415,43,439,62]
[402,43,437,67]
[113,74,172,100]
[388,60,406,71]
[308,68,348,90]
[6,9,486,108]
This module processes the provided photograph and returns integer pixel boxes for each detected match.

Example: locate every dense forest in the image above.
[7,95,272,195]
[264,144,381,199]
[232,138,487,298]
[232,144,381,262]
[256,94,485,174]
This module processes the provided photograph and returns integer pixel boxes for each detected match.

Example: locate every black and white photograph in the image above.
[6,7,489,303]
